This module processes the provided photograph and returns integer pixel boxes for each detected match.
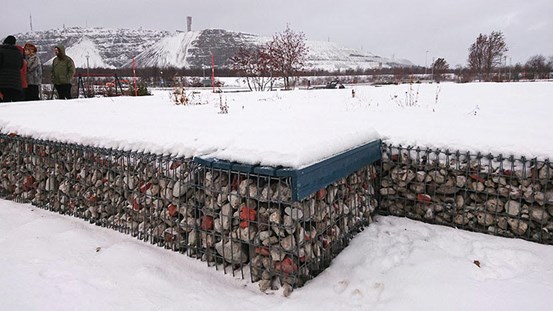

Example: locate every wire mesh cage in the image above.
[379,143,553,244]
[0,134,380,292]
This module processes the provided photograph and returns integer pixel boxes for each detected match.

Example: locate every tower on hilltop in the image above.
[187,16,192,32]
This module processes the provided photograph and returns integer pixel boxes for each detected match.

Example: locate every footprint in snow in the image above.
[333,280,349,294]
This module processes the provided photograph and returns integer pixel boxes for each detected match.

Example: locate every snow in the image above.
[64,37,116,69]
[1,199,552,310]
[1,82,552,168]
[1,82,553,309]
[128,31,200,68]
[43,36,115,69]
[128,29,411,70]
[303,40,412,71]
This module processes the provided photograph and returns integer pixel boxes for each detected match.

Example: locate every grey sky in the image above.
[2,0,552,67]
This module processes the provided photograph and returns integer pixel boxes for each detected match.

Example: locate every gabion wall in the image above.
[379,144,553,244]
[0,134,378,295]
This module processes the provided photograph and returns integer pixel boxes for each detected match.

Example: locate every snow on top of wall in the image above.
[0,82,552,168]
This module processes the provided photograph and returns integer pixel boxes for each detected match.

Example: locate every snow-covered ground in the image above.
[1,82,552,169]
[1,82,553,309]
[1,199,552,310]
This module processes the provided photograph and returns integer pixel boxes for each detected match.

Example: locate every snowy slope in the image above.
[126,31,200,68]
[16,27,169,68]
[17,27,413,70]
[304,40,411,71]
[44,36,114,69]
[130,29,413,70]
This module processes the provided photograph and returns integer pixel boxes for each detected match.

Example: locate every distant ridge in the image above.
[16,27,413,70]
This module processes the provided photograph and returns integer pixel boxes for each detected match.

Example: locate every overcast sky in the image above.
[2,0,552,67]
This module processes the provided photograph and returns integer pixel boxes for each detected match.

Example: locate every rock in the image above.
[228,190,241,208]
[415,171,427,182]
[485,199,504,213]
[220,203,233,230]
[541,190,553,203]
[469,182,485,192]
[283,215,296,234]
[409,183,426,194]
[282,283,293,297]
[284,206,304,221]
[280,235,296,252]
[505,200,521,216]
[455,195,465,208]
[215,240,248,264]
[497,217,508,230]
[260,184,273,202]
[428,170,446,184]
[272,183,292,201]
[380,188,396,195]
[538,165,552,180]
[507,219,528,235]
[172,181,188,197]
[476,212,494,226]
[454,214,469,225]
[436,184,458,194]
[270,248,286,262]
[269,210,281,224]
[259,280,271,292]
[529,208,550,224]
[237,226,257,242]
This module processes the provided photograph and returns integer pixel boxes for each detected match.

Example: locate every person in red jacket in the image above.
[17,45,28,92]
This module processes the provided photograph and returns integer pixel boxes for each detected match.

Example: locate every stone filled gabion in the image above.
[379,144,553,244]
[0,135,379,293]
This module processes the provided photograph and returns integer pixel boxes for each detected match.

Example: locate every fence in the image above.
[378,143,553,244]
[0,134,380,293]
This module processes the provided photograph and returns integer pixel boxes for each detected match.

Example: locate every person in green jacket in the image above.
[52,45,75,99]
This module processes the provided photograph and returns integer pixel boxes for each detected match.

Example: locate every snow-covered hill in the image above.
[126,31,200,68]
[16,27,169,68]
[129,29,413,70]
[43,36,115,69]
[16,27,412,70]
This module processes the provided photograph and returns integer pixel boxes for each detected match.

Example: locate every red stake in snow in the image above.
[132,57,138,97]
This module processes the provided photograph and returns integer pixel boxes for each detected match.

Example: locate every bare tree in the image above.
[468,31,508,81]
[525,54,551,79]
[432,58,449,82]
[267,25,309,90]
[468,34,486,80]
[230,47,274,91]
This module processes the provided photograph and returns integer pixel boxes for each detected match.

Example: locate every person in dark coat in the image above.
[51,45,75,99]
[0,35,24,102]
[24,43,42,100]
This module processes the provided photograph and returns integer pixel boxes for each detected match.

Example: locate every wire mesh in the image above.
[0,134,379,291]
[379,143,553,244]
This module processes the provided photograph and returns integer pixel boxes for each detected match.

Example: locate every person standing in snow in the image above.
[24,43,42,100]
[0,35,24,102]
[52,45,75,99]
[17,45,28,96]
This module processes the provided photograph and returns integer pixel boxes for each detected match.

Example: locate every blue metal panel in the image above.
[292,139,381,200]
[193,139,381,201]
